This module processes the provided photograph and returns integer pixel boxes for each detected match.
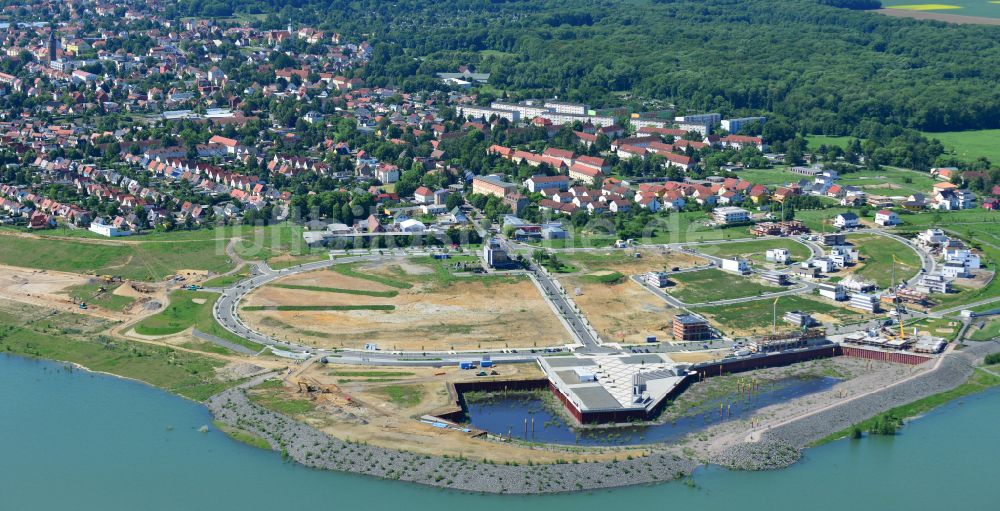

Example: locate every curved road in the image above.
[210,252,589,365]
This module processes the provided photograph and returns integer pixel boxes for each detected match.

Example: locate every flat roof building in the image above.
[713,206,750,225]
[673,313,711,341]
[539,353,694,423]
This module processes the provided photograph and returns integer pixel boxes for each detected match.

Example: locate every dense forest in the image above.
[168,0,1000,136]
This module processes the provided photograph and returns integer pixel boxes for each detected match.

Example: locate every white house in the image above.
[812,258,834,274]
[636,195,661,212]
[398,218,426,233]
[818,282,846,301]
[833,212,859,229]
[874,209,900,227]
[941,261,969,279]
[721,258,750,275]
[89,221,132,237]
[918,228,950,246]
[945,248,981,270]
[765,248,790,264]
[828,246,858,268]
[375,165,400,184]
[413,186,435,204]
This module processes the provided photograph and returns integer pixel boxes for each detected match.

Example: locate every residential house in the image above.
[874,209,900,227]
[833,212,859,229]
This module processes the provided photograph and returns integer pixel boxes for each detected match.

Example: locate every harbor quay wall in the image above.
[438,346,932,426]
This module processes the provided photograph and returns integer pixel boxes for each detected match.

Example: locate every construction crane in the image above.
[772,296,780,334]
[890,254,907,340]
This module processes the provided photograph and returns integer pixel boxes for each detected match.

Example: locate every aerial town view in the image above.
[3,0,1000,509]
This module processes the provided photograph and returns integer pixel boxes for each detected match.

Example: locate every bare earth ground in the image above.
[242,264,571,351]
[878,8,1000,25]
[260,361,649,463]
[569,276,680,344]
[0,264,129,320]
[562,248,706,275]
[667,350,731,364]
[557,249,703,343]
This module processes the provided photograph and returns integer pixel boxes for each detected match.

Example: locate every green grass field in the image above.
[374,384,424,408]
[272,284,399,298]
[847,234,922,288]
[731,166,803,186]
[331,263,414,289]
[249,383,317,415]
[201,267,250,288]
[700,238,811,263]
[580,271,626,284]
[0,304,233,401]
[969,317,1000,341]
[793,208,858,232]
[908,317,962,341]
[923,129,1000,164]
[806,135,858,150]
[212,421,271,450]
[266,252,328,270]
[696,294,863,336]
[134,290,261,351]
[0,235,234,281]
[835,167,937,198]
[0,223,325,281]
[666,268,783,303]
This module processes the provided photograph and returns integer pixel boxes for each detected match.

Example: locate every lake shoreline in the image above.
[204,342,1000,493]
[8,340,1000,494]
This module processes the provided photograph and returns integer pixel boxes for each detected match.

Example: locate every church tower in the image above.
[48,26,57,62]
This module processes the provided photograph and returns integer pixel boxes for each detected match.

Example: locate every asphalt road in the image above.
[210,250,588,365]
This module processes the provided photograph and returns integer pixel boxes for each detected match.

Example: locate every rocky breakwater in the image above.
[714,340,1000,471]
[206,375,698,494]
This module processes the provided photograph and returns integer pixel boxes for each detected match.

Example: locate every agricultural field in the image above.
[697,238,811,265]
[923,129,1000,164]
[664,269,783,304]
[695,294,865,337]
[241,257,571,351]
[845,234,922,288]
[885,2,1000,18]
[554,248,703,343]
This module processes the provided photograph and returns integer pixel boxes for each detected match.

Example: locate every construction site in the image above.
[239,258,572,351]
[0,264,167,320]
[554,247,705,344]
[248,359,649,462]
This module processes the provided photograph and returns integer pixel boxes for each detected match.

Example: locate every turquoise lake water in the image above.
[2,353,998,510]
